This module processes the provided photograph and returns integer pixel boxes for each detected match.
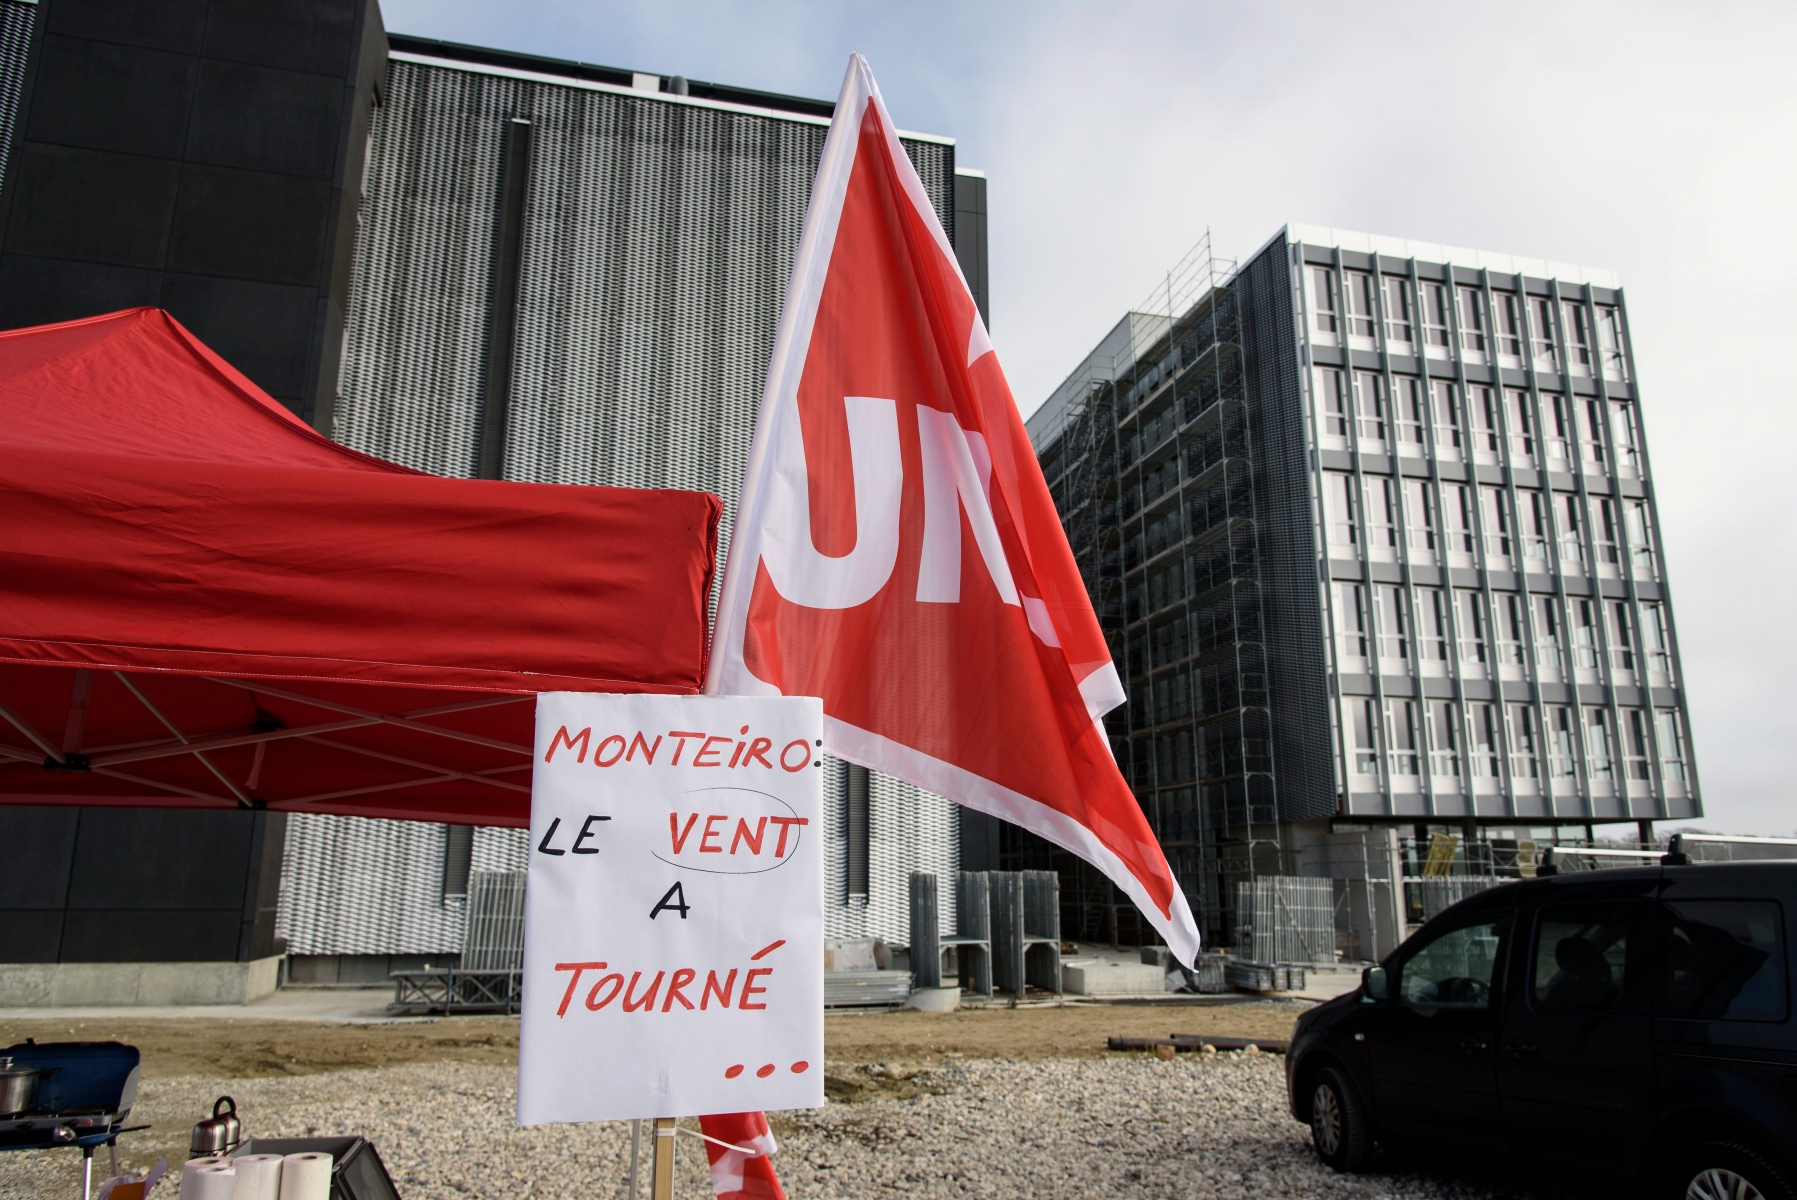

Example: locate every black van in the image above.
[1286,861,1797,1198]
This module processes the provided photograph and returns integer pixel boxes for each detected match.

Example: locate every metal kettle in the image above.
[189,1095,242,1156]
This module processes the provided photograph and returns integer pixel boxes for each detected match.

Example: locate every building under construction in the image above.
[1023,225,1700,956]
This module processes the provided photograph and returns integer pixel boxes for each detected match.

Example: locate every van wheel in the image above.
[1680,1142,1795,1200]
[1309,1066,1372,1173]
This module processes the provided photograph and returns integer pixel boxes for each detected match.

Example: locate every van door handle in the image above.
[1459,1037,1491,1054]
[1508,1040,1537,1058]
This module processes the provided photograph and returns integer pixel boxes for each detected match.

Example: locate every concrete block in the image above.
[0,957,284,1007]
[902,986,959,1013]
[1061,959,1167,996]
[0,964,54,1007]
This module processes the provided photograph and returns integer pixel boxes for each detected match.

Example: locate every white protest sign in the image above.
[517,692,824,1125]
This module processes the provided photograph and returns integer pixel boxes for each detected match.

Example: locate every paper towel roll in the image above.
[277,1153,333,1200]
[230,1154,284,1200]
[180,1163,236,1200]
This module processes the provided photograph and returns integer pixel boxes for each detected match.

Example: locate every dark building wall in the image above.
[0,0,387,425]
[0,806,286,962]
[1237,234,1336,821]
[953,169,988,328]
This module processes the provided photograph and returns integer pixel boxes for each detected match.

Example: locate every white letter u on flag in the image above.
[758,395,903,610]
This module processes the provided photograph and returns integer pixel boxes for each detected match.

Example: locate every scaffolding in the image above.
[1026,232,1282,949]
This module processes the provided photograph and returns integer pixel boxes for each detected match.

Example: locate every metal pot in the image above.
[0,1056,41,1118]
[190,1095,242,1156]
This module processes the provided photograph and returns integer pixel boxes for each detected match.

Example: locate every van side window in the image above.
[1398,918,1504,1009]
[1663,900,1788,1023]
[1532,902,1633,1014]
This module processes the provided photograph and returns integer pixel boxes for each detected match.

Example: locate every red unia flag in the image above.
[707,54,1200,964]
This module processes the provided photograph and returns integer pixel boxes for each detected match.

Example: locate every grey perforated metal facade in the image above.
[278,49,965,959]
[1028,224,1699,948]
[0,0,32,191]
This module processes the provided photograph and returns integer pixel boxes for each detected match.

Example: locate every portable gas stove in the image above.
[0,1042,147,1199]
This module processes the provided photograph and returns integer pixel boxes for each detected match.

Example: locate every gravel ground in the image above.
[0,1052,1543,1199]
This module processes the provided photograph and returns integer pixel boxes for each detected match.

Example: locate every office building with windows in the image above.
[1026,225,1698,950]
[0,0,983,983]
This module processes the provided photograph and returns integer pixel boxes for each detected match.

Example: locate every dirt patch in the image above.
[0,1015,520,1079]
[820,1061,946,1105]
[0,998,1303,1082]
[819,998,1302,1065]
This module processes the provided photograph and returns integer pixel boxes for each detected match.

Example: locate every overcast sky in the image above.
[387,0,1796,837]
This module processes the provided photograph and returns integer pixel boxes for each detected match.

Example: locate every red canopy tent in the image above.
[0,308,720,826]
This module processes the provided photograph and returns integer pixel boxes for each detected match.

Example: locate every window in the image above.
[1572,599,1600,669]
[1325,473,1358,547]
[1508,704,1539,778]
[1627,501,1655,571]
[1533,902,1631,1014]
[1386,698,1420,774]
[1529,295,1558,370]
[1505,389,1535,459]
[1353,371,1387,442]
[1315,368,1349,439]
[1456,590,1488,664]
[1597,305,1628,381]
[1546,705,1577,778]
[1534,596,1564,670]
[1656,710,1687,782]
[1364,477,1398,548]
[1376,586,1409,660]
[1581,399,1607,469]
[1443,484,1475,554]
[1610,402,1640,473]
[1336,583,1368,658]
[1469,703,1500,777]
[1467,385,1500,454]
[1481,487,1512,560]
[1421,282,1450,349]
[1495,292,1524,359]
[1622,708,1651,780]
[1399,918,1504,1009]
[1521,490,1551,562]
[1663,901,1787,1022]
[1608,602,1635,671]
[1416,587,1449,661]
[1457,286,1488,354]
[1430,380,1463,454]
[1546,395,1571,463]
[1561,299,1593,376]
[1428,700,1462,776]
[1310,266,1338,335]
[1497,593,1527,664]
[1345,271,1377,339]
[1559,493,1585,567]
[1384,276,1414,346]
[1585,707,1614,780]
[1593,497,1621,564]
[1350,698,1380,774]
[1405,479,1437,553]
[1392,376,1426,452]
[1642,603,1671,674]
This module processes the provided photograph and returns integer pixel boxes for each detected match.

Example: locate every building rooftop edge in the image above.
[1279,223,1621,290]
[1025,223,1627,447]
[387,36,955,144]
